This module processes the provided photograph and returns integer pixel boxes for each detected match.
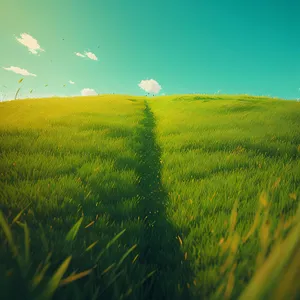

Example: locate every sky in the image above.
[0,0,299,100]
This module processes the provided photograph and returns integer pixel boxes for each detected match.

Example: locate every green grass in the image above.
[0,94,299,299]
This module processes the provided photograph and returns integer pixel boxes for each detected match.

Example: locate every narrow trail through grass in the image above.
[134,101,193,300]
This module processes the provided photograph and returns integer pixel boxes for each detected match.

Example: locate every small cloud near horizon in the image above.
[138,79,162,94]
[15,33,44,54]
[3,66,37,77]
[75,51,98,61]
[81,88,97,96]
[69,80,75,84]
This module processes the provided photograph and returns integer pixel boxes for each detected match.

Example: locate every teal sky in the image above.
[0,0,299,100]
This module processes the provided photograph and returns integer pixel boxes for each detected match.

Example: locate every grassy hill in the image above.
[0,94,299,300]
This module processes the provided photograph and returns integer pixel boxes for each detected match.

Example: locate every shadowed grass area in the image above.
[134,101,193,299]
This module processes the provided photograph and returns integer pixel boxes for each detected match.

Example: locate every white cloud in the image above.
[3,66,37,77]
[75,51,98,61]
[69,80,75,84]
[84,51,98,61]
[75,52,85,57]
[15,33,44,54]
[81,88,97,96]
[138,79,162,94]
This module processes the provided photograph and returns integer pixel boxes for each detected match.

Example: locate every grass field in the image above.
[0,94,299,300]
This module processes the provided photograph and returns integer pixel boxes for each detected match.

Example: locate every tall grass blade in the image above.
[0,211,19,259]
[132,254,139,264]
[12,203,31,224]
[242,205,262,243]
[66,217,83,241]
[224,263,237,300]
[37,256,72,300]
[106,229,126,249]
[239,205,300,300]
[136,270,157,287]
[59,268,92,286]
[24,221,30,268]
[85,240,98,252]
[230,200,238,233]
[31,263,50,290]
[101,263,116,275]
[85,220,95,228]
[14,87,21,100]
[272,248,300,300]
[116,244,137,269]
[96,229,126,262]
